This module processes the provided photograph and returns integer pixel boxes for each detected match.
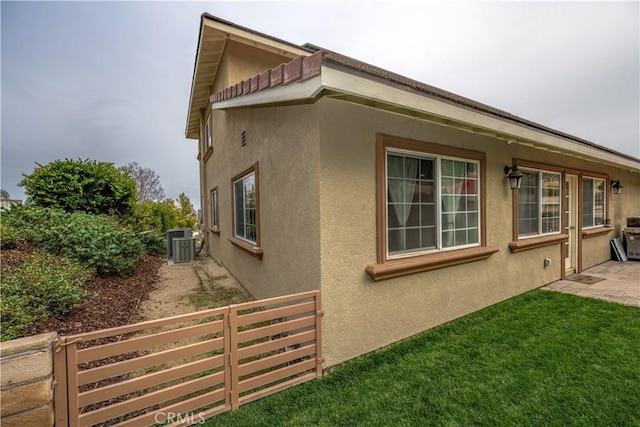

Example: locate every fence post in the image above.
[228,307,239,410]
[314,291,324,377]
[65,339,80,427]
[223,309,232,412]
[53,337,69,426]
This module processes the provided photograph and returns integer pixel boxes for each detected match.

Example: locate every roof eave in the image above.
[212,63,640,172]
[185,14,313,139]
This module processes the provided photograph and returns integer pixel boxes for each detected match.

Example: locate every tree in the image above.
[176,193,197,230]
[130,201,180,234]
[20,159,136,217]
[120,162,165,202]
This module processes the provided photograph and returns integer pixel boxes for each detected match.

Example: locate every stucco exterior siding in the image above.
[190,15,640,371]
[212,41,292,94]
[317,98,604,366]
[204,104,322,300]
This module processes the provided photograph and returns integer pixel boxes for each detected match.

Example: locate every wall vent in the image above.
[241,130,247,147]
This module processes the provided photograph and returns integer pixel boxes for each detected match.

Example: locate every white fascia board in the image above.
[211,75,323,109]
[320,67,640,172]
[203,19,310,58]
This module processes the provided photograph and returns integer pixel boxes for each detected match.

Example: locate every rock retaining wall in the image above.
[0,332,57,427]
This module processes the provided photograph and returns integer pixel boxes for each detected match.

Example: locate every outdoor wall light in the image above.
[611,179,623,195]
[504,165,524,190]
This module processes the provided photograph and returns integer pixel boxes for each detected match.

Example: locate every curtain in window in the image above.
[387,155,418,227]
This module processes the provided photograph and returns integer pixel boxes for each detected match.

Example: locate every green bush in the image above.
[2,206,144,276]
[20,158,136,217]
[1,205,67,245]
[1,252,91,341]
[139,232,166,256]
[0,221,24,249]
[130,200,180,234]
[43,212,144,276]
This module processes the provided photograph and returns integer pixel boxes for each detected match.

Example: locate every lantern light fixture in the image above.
[611,179,623,195]
[504,165,524,190]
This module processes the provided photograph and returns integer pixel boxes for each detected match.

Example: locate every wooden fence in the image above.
[53,291,322,426]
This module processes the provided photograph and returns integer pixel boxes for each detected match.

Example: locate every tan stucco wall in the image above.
[203,103,322,299]
[198,41,639,367]
[212,41,291,94]
[316,97,638,366]
[589,167,640,268]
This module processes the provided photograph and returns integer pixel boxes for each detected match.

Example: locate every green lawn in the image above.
[207,290,640,426]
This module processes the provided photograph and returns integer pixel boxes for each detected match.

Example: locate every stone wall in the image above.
[0,332,57,427]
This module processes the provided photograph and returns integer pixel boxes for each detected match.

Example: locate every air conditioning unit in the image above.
[166,228,192,259]
[172,237,195,263]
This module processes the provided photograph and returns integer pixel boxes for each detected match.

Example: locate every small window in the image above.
[582,177,605,228]
[204,115,212,149]
[210,187,219,232]
[232,166,258,245]
[517,170,561,237]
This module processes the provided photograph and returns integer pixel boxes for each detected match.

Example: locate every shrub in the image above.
[0,221,24,249]
[43,212,144,276]
[130,200,180,234]
[1,252,91,341]
[139,232,166,256]
[20,158,136,217]
[2,206,144,276]
[1,205,67,245]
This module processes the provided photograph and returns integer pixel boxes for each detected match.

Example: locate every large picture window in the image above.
[517,170,561,237]
[367,135,495,281]
[582,177,605,228]
[232,168,257,244]
[386,150,480,258]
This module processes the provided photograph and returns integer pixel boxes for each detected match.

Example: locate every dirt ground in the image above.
[139,253,253,321]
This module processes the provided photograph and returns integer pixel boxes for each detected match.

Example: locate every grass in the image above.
[205,290,639,426]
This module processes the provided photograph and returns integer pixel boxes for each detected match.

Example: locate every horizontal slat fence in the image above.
[54,291,322,426]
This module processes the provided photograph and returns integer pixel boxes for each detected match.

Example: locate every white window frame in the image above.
[210,187,218,230]
[385,148,481,259]
[582,177,606,229]
[517,169,562,238]
[233,171,257,245]
[204,115,212,149]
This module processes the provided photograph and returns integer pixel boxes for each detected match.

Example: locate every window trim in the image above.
[385,149,482,258]
[516,168,563,239]
[229,162,262,260]
[581,176,606,230]
[367,134,496,281]
[209,187,219,234]
[203,114,213,162]
[508,159,609,258]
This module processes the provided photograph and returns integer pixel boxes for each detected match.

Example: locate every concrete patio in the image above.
[541,260,639,307]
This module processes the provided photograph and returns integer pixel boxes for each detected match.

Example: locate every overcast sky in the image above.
[2,1,638,209]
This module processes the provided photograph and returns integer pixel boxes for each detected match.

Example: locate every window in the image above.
[204,115,212,149]
[386,150,480,258]
[210,187,219,232]
[367,135,496,281]
[232,166,258,245]
[582,177,605,228]
[517,170,561,237]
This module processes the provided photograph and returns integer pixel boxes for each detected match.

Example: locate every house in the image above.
[185,13,640,367]
[0,199,22,210]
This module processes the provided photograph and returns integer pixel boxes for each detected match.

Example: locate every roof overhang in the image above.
[212,64,640,173]
[185,14,311,139]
